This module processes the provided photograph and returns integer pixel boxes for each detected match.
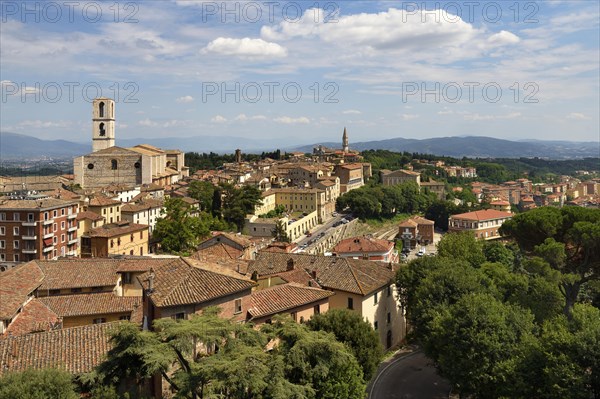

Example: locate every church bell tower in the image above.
[342,127,349,153]
[92,98,115,152]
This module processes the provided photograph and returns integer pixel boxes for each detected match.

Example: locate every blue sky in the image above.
[1,0,598,146]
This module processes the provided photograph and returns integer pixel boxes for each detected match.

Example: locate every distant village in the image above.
[0,98,598,396]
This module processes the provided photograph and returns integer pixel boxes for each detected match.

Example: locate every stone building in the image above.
[73,98,189,189]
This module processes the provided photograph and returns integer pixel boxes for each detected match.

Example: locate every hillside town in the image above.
[1,98,599,398]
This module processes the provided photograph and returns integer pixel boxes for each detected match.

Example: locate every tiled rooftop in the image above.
[248,283,333,319]
[332,236,394,254]
[39,293,141,318]
[0,262,44,320]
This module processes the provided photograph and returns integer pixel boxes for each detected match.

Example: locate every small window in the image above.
[61,234,65,243]
[134,162,141,169]
[13,227,19,236]
[0,227,4,235]
[111,159,118,170]
[374,292,378,305]
[234,298,242,314]
[53,236,57,244]
[93,318,106,324]
[374,321,378,330]
[14,254,19,262]
[314,304,320,315]
[13,213,20,221]
[387,312,391,324]
[130,234,134,242]
[61,209,65,216]
[347,297,354,310]
[88,163,94,170]
[387,286,392,297]
[13,241,19,249]
[53,210,57,218]
[119,315,131,321]
[61,221,65,229]
[53,223,57,232]
[291,312,297,322]
[0,213,5,221]
[110,240,114,248]
[174,312,185,320]
[129,250,134,255]
[122,272,132,284]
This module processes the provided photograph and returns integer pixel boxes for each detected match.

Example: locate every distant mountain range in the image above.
[1,132,598,161]
[292,136,599,159]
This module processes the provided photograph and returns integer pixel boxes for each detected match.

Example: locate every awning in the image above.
[43,238,53,246]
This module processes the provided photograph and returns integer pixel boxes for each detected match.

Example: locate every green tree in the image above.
[272,220,290,243]
[0,368,78,399]
[500,206,600,317]
[307,309,383,380]
[436,231,486,268]
[187,181,215,212]
[483,241,515,269]
[221,184,263,230]
[427,293,536,398]
[153,197,209,254]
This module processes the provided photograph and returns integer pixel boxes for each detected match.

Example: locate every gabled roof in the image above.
[0,322,120,375]
[2,299,59,337]
[35,259,120,291]
[332,236,394,254]
[39,293,141,318]
[382,169,420,177]
[248,283,333,319]
[85,222,148,238]
[76,210,104,221]
[248,253,395,296]
[138,258,256,308]
[450,209,513,221]
[0,262,44,320]
[88,195,121,207]
[0,198,77,211]
[192,243,243,260]
[88,146,138,156]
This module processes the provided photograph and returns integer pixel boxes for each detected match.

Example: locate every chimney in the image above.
[287,258,295,271]
[311,270,317,279]
[148,268,155,293]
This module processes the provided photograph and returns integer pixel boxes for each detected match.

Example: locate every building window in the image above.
[61,221,65,229]
[291,312,297,322]
[174,312,185,320]
[13,213,20,221]
[347,297,354,310]
[88,163,94,170]
[387,312,391,324]
[130,250,134,255]
[0,254,4,261]
[387,286,391,297]
[53,223,57,232]
[13,227,19,236]
[93,318,106,324]
[234,298,242,314]
[0,227,4,235]
[119,315,131,321]
[0,213,5,221]
[1,240,6,249]
[374,292,378,305]
[53,210,57,218]
[374,321,378,330]
[53,236,57,244]
[110,240,114,248]
[314,304,320,315]
[122,272,132,284]
[140,231,143,239]
[13,241,19,249]
[130,234,134,242]
[71,288,82,293]
[111,159,118,170]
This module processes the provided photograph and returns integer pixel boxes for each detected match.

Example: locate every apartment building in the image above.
[81,221,148,257]
[448,209,513,240]
[0,198,78,262]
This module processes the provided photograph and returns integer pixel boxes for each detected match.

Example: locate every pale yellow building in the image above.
[81,221,148,257]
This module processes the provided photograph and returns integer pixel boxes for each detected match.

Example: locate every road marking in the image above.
[368,350,422,399]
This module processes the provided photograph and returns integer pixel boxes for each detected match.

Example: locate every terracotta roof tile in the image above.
[138,258,256,308]
[248,253,395,296]
[192,243,243,260]
[35,259,119,291]
[88,195,121,207]
[450,209,513,221]
[76,210,104,221]
[0,262,44,320]
[332,236,393,254]
[85,222,147,238]
[39,293,141,318]
[248,283,333,319]
[0,322,120,375]
[2,299,59,337]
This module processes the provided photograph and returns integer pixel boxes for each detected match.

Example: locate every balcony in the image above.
[68,238,78,245]
[43,232,54,239]
[21,221,36,227]
[22,248,38,254]
[42,246,54,253]
[68,226,77,232]
[22,235,37,240]
[67,213,77,220]
[42,219,54,226]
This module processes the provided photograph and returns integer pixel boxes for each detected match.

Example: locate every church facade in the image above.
[73,98,188,189]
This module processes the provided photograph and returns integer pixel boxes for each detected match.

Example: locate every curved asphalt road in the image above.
[368,351,451,399]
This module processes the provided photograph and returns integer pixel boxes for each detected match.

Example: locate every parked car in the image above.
[417,247,426,257]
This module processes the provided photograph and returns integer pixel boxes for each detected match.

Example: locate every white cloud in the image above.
[16,120,72,129]
[273,116,310,124]
[342,109,362,115]
[176,95,194,103]
[566,112,590,120]
[211,115,228,123]
[234,114,267,121]
[463,112,522,121]
[402,114,419,120]
[203,37,287,58]
[438,108,454,115]
[487,31,520,46]
[138,119,159,127]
